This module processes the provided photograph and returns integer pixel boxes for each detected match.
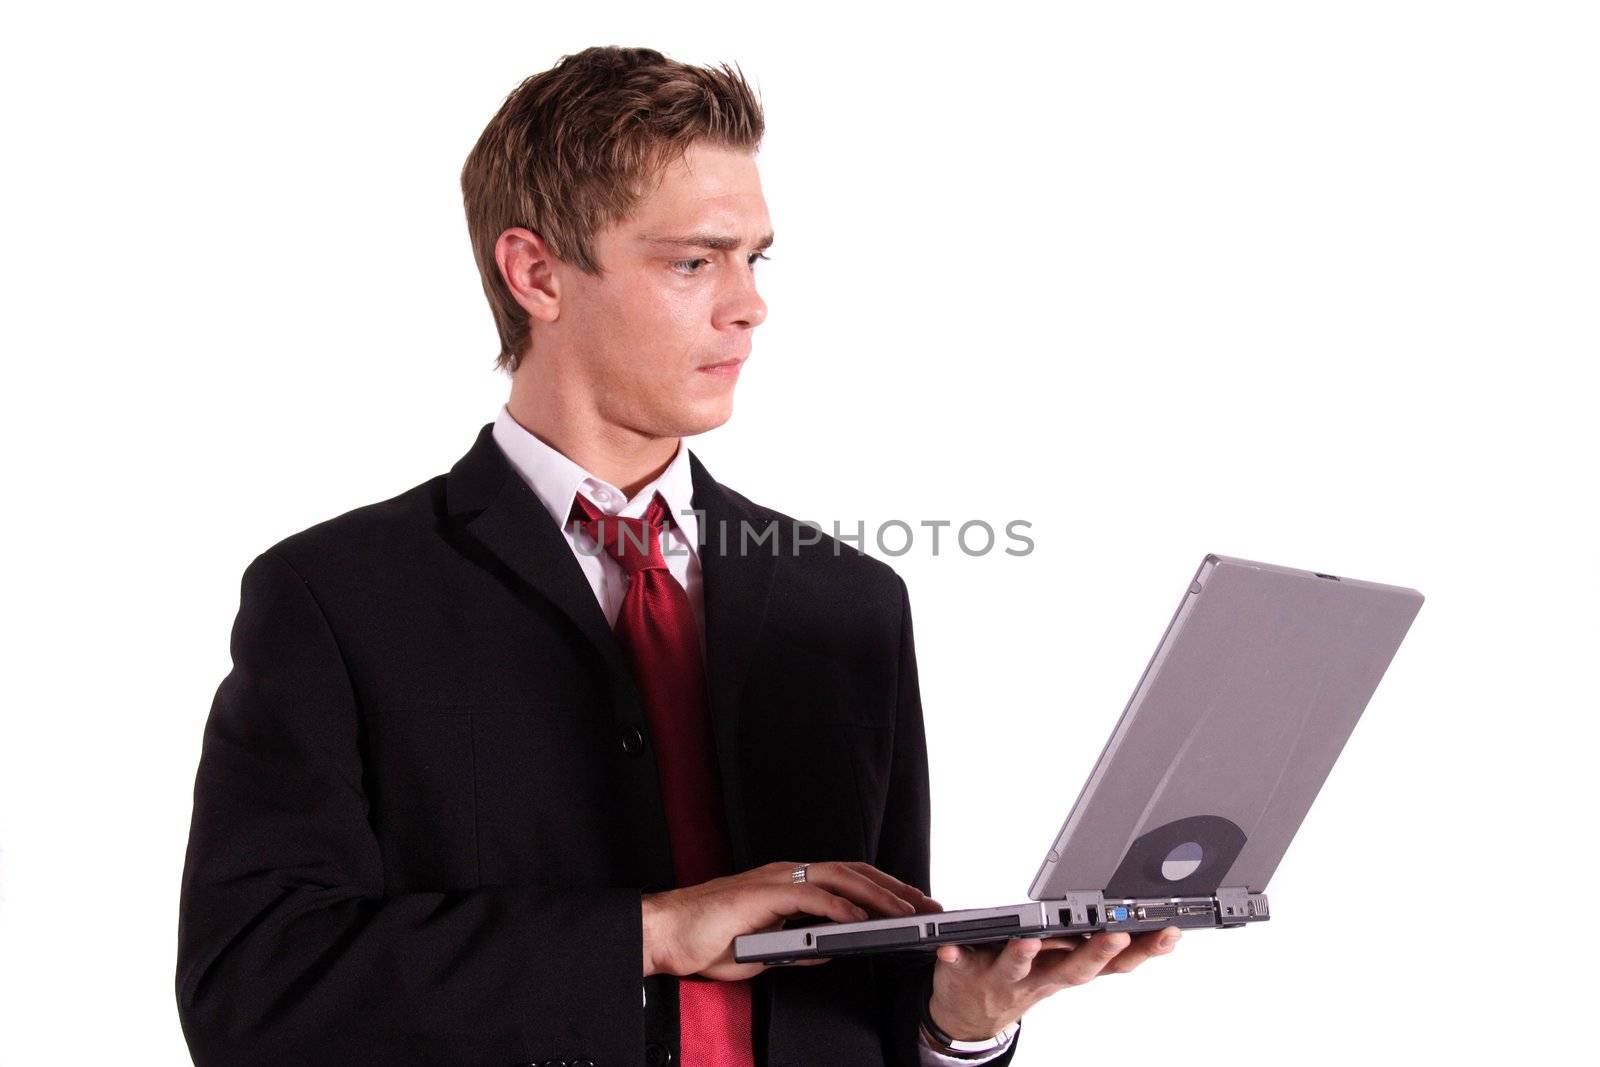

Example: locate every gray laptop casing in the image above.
[734,554,1424,964]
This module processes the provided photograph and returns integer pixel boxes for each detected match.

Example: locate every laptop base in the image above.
[734,888,1269,965]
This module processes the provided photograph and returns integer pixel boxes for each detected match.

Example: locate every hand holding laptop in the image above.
[642,860,944,980]
[928,927,1181,1040]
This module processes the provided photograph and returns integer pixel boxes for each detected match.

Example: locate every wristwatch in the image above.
[919,995,1019,1059]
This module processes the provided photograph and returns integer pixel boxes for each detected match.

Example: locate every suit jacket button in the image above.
[570,1061,595,1067]
[620,725,645,756]
[645,1042,674,1064]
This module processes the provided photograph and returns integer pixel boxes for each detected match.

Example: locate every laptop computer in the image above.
[734,553,1424,964]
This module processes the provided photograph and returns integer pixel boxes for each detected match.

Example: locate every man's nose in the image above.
[719,268,767,329]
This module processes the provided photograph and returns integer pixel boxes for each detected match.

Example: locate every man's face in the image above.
[549,143,771,439]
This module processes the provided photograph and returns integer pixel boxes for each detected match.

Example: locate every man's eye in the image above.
[671,252,772,275]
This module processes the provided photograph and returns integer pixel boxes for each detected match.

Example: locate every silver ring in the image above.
[791,863,809,885]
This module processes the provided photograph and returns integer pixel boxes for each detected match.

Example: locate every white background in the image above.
[3,2,1596,1063]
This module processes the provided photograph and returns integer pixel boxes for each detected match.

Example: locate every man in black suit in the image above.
[175,46,1180,1067]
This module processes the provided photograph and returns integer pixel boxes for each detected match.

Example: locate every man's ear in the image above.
[495,226,562,324]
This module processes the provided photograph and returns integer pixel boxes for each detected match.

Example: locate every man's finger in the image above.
[840,861,944,913]
[812,863,921,918]
[782,883,870,925]
[1029,930,1131,987]
[1100,927,1181,975]
[996,937,1043,983]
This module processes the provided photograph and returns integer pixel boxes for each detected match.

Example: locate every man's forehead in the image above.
[624,146,768,247]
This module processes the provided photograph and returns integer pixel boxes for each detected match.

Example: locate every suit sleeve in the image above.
[176,549,644,1066]
[871,575,1021,1067]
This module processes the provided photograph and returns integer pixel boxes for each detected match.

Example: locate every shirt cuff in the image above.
[917,1020,1019,1065]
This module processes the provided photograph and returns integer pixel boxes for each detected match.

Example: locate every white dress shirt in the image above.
[491,404,1016,1065]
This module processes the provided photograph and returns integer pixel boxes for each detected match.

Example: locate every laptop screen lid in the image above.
[1029,554,1424,901]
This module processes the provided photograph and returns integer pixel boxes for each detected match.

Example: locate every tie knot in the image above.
[569,491,674,576]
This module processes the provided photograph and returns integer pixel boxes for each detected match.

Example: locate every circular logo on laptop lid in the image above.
[1161,841,1204,881]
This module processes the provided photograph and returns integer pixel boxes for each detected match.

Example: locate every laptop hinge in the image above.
[1216,885,1270,925]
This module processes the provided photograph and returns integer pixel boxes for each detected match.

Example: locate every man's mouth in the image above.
[698,355,748,376]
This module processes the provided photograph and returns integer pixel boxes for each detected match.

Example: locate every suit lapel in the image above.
[445,423,640,687]
[690,451,777,872]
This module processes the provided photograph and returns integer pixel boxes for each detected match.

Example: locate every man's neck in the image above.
[503,393,680,502]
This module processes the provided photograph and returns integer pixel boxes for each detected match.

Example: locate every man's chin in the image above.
[671,398,736,438]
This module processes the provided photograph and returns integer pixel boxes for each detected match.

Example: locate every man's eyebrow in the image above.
[636,231,775,252]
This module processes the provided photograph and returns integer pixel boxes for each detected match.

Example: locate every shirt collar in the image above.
[491,404,700,554]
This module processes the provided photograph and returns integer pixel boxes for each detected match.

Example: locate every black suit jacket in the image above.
[175,422,1021,1067]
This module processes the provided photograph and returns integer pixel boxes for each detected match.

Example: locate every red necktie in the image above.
[569,490,754,1067]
